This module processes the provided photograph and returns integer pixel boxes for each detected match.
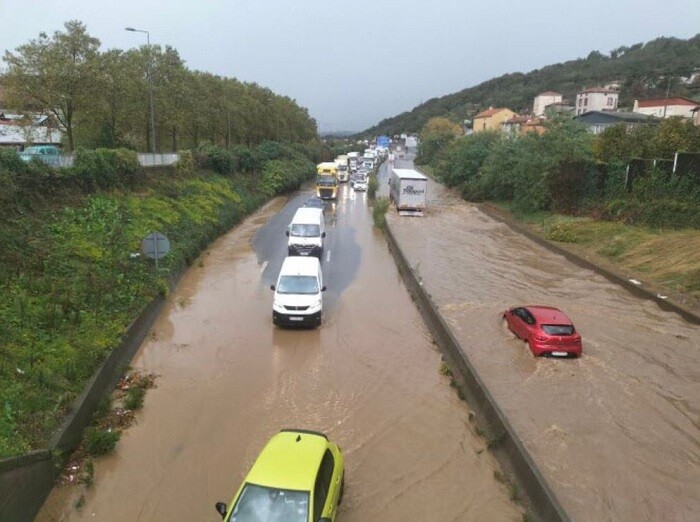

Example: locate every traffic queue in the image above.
[268,150,383,328]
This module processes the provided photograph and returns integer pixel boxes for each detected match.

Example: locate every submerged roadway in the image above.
[37,182,522,521]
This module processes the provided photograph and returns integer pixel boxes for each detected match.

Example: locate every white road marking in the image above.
[326,250,331,263]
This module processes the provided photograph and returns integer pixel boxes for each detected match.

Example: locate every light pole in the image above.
[126,27,157,153]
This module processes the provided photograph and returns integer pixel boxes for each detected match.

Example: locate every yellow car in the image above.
[216,429,345,522]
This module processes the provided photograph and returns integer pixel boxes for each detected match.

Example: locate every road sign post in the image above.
[141,231,171,270]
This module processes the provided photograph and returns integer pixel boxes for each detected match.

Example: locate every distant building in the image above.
[522,117,546,135]
[473,107,517,133]
[501,115,530,135]
[573,110,658,134]
[501,115,546,135]
[544,102,575,116]
[633,97,700,119]
[533,91,562,117]
[0,112,63,149]
[575,87,619,115]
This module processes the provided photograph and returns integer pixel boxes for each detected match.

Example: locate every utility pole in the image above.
[126,27,157,153]
[663,76,671,119]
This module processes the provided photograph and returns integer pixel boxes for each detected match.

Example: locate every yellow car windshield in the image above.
[229,484,309,522]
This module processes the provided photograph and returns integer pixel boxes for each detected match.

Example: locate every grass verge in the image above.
[489,202,700,300]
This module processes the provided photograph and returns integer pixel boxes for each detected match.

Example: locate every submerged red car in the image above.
[503,306,582,358]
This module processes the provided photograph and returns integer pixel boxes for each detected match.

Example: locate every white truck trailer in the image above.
[389,169,428,216]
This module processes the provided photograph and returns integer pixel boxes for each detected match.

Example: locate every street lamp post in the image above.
[126,27,157,153]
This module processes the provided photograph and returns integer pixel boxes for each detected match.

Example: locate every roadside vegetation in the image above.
[0,142,320,458]
[416,115,700,301]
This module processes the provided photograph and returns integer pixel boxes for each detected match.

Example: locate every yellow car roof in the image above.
[246,431,327,492]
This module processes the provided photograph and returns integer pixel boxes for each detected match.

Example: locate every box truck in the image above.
[389,169,428,216]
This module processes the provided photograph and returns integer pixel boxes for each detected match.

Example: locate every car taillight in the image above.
[533,333,548,342]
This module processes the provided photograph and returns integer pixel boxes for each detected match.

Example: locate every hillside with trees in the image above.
[363,34,700,136]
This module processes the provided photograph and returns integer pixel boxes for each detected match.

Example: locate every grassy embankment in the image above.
[0,147,314,457]
[491,202,700,301]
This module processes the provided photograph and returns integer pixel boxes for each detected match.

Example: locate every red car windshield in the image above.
[542,324,575,336]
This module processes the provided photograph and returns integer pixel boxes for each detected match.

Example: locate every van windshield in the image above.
[277,275,319,295]
[290,224,320,237]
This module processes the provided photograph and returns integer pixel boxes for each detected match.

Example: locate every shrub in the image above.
[367,175,379,199]
[372,197,390,228]
[175,150,196,177]
[84,427,120,456]
[124,387,146,411]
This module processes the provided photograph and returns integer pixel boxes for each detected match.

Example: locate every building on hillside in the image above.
[501,115,547,135]
[0,112,63,149]
[633,97,700,119]
[522,117,546,135]
[473,107,517,133]
[573,110,659,134]
[501,115,530,135]
[575,87,619,115]
[543,102,575,116]
[533,91,562,117]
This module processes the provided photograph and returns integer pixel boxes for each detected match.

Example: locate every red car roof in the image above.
[524,306,573,325]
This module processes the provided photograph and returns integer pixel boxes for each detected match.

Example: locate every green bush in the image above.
[175,150,196,177]
[84,427,120,456]
[367,175,379,199]
[124,387,146,411]
[372,197,390,228]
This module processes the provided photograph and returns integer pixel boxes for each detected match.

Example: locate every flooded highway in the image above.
[37,184,522,521]
[381,155,700,521]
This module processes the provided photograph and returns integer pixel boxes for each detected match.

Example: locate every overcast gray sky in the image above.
[2,0,699,132]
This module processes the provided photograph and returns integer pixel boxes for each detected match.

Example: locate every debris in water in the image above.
[656,294,668,300]
[628,279,642,285]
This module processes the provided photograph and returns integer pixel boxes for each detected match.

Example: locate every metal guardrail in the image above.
[136,153,179,167]
[30,152,180,168]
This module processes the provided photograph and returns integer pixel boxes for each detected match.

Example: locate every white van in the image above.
[286,207,325,258]
[271,257,325,327]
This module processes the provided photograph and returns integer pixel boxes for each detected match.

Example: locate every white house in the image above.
[575,87,619,115]
[0,113,63,149]
[633,97,700,119]
[533,91,562,117]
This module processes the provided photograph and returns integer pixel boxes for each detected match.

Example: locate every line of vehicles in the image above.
[270,147,387,329]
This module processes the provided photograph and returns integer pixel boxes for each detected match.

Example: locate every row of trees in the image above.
[417,116,700,228]
[2,21,318,151]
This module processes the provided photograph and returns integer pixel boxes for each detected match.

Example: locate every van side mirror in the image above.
[270,284,275,291]
[321,232,326,238]
[321,285,327,292]
[215,502,228,518]
[285,230,290,237]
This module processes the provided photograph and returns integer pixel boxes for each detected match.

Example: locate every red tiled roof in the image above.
[503,115,530,124]
[474,107,510,119]
[636,97,699,108]
[580,87,619,94]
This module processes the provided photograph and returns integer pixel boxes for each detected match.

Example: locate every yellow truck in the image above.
[316,162,338,199]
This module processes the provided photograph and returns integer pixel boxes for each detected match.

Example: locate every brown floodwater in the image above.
[382,157,700,522]
[37,187,522,521]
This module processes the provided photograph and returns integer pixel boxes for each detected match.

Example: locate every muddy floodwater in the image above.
[37,186,522,521]
[382,156,700,521]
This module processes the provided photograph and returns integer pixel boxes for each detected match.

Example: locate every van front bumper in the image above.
[273,310,322,327]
